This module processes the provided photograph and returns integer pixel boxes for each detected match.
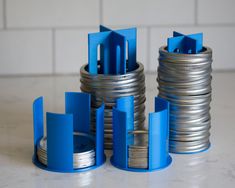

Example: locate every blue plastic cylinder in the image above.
[32,92,105,173]
[111,96,172,172]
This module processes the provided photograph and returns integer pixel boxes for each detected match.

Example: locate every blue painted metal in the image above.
[167,31,203,54]
[32,92,105,173]
[88,25,137,75]
[111,96,172,172]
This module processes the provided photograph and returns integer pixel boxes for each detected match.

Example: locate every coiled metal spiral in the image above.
[157,46,212,153]
[37,132,96,169]
[80,62,146,149]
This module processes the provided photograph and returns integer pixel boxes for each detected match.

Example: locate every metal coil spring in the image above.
[157,46,212,153]
[80,62,146,149]
[37,133,96,169]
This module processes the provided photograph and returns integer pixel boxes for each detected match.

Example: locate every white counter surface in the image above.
[0,73,234,188]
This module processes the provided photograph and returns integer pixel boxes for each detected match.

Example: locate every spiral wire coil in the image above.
[80,62,146,149]
[157,46,212,153]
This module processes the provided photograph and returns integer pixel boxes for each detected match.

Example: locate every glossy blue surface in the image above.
[111,96,172,172]
[167,31,203,54]
[47,112,73,171]
[32,92,105,173]
[88,25,137,75]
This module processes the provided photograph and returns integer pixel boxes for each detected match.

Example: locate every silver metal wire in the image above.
[37,132,96,169]
[128,130,148,169]
[80,62,146,149]
[157,46,212,153]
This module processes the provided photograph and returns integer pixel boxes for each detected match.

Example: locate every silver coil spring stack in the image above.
[80,62,146,149]
[157,45,212,154]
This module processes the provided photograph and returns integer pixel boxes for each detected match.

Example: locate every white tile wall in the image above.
[0,0,234,75]
[136,28,148,69]
[103,0,195,26]
[0,0,3,28]
[0,30,52,74]
[55,28,97,74]
[6,0,99,28]
[198,0,235,24]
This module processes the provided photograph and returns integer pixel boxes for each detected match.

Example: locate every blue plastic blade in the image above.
[65,92,90,133]
[111,32,126,74]
[95,103,105,166]
[99,25,111,68]
[148,97,170,169]
[100,25,111,32]
[47,112,73,171]
[168,31,203,54]
[187,32,203,53]
[112,96,135,168]
[113,108,128,168]
[116,96,134,141]
[114,28,137,71]
[88,31,111,74]
[33,97,44,154]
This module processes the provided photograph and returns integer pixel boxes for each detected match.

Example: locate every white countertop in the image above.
[0,72,234,188]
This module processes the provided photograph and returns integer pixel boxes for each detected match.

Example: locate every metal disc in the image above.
[37,132,96,169]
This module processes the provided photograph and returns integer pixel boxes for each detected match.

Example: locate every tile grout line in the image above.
[146,27,151,72]
[2,0,6,29]
[52,28,56,74]
[1,24,235,32]
[194,0,198,26]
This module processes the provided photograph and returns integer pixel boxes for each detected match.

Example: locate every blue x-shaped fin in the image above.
[167,31,203,54]
[88,25,137,75]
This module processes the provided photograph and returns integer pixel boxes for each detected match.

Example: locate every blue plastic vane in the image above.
[88,25,137,75]
[167,31,203,54]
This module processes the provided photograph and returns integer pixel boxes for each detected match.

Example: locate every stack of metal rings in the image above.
[157,46,212,153]
[128,130,148,169]
[80,62,146,149]
[37,132,96,169]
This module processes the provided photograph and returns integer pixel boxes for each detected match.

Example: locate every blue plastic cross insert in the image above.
[88,25,137,75]
[167,31,203,54]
